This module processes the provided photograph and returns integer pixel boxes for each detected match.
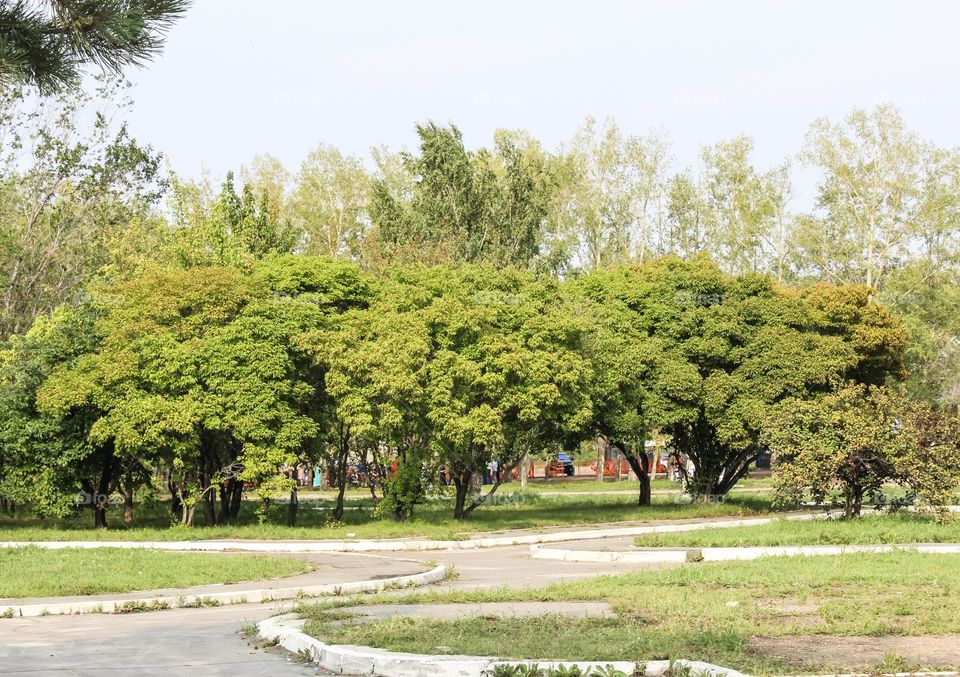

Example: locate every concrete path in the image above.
[0,602,317,676]
[0,527,680,673]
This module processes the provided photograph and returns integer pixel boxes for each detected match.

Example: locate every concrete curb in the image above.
[529,543,960,564]
[257,613,749,677]
[0,514,827,554]
[0,564,447,618]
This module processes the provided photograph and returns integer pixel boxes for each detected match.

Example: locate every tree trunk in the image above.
[168,480,182,517]
[519,454,529,490]
[229,480,243,521]
[93,504,108,529]
[638,466,651,506]
[218,480,231,523]
[181,501,195,527]
[594,435,606,482]
[453,471,472,520]
[619,442,652,507]
[845,485,864,518]
[122,469,135,525]
[287,487,298,527]
[92,455,116,529]
[202,489,217,527]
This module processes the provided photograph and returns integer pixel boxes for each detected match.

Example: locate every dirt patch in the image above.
[750,635,960,671]
[757,597,819,615]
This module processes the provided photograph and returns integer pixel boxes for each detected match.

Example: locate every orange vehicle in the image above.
[590,457,667,477]
[590,459,631,477]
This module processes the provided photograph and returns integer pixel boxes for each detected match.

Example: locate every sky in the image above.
[123,0,960,204]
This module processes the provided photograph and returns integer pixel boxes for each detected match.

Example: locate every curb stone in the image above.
[0,564,447,618]
[258,613,750,677]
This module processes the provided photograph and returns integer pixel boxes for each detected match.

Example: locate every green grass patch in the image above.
[0,493,773,542]
[301,551,960,675]
[526,477,772,493]
[632,513,960,547]
[0,546,311,598]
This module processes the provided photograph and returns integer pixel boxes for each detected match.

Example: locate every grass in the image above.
[632,512,960,547]
[300,551,960,675]
[526,476,773,493]
[0,546,311,598]
[0,492,774,542]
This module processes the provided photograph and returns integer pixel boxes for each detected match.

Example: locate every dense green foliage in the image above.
[766,384,960,517]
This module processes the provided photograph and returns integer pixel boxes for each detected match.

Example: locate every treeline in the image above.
[3,250,958,527]
[1,81,960,526]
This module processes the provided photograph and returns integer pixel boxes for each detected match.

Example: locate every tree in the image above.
[699,137,794,277]
[253,254,372,523]
[316,271,435,521]
[896,397,960,515]
[618,257,906,500]
[664,137,795,279]
[766,384,960,518]
[558,117,671,271]
[415,266,593,518]
[292,144,371,260]
[34,258,366,527]
[0,303,109,524]
[0,0,188,94]
[765,384,903,518]
[798,104,940,291]
[370,123,559,269]
[168,170,301,268]
[571,268,698,504]
[320,264,593,520]
[0,78,165,341]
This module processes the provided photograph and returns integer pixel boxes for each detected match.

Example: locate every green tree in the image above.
[798,104,948,291]
[35,258,366,527]
[765,384,903,517]
[558,117,671,271]
[371,123,559,269]
[416,266,593,518]
[0,304,110,523]
[571,268,698,504]
[316,271,435,521]
[0,0,188,94]
[620,257,905,500]
[168,170,301,268]
[766,384,960,518]
[292,144,371,260]
[0,78,165,341]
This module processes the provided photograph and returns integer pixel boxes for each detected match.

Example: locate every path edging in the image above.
[0,564,447,618]
[257,613,749,677]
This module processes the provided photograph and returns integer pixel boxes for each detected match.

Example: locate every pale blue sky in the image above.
[125,0,960,204]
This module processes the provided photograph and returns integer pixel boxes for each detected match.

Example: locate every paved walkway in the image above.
[0,602,315,676]
[0,525,684,674]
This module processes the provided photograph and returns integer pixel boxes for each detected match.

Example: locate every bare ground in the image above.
[750,635,960,672]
